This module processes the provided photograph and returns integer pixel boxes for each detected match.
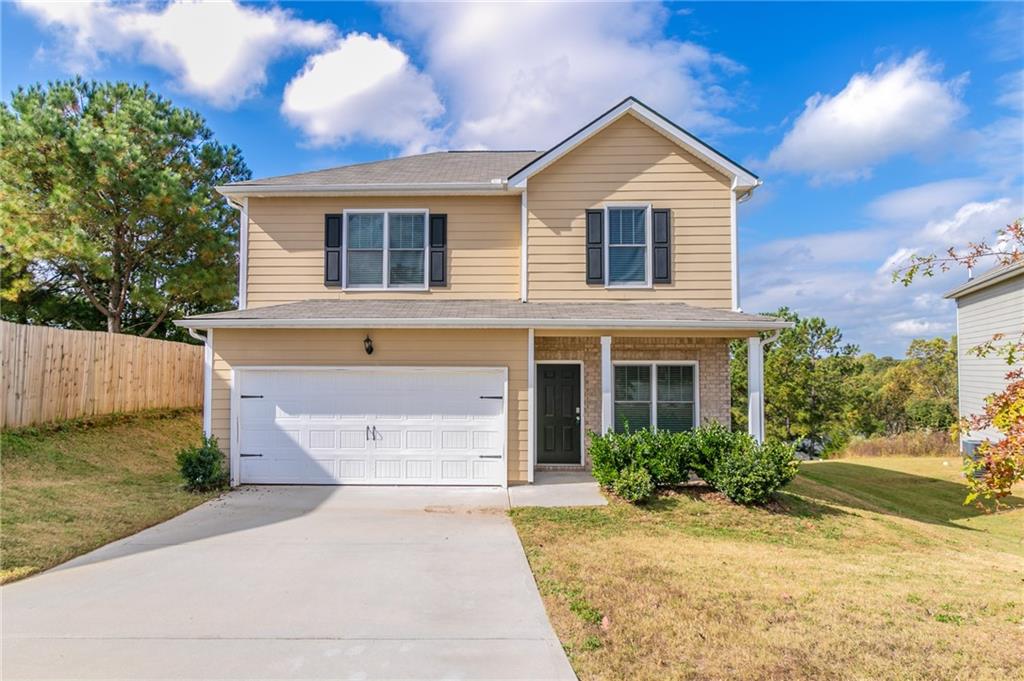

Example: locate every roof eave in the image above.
[215,181,517,198]
[174,316,792,332]
[943,261,1024,299]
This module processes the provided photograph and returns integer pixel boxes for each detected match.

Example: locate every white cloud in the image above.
[16,0,334,108]
[384,3,743,150]
[889,319,953,336]
[281,33,443,153]
[866,178,990,223]
[765,53,967,183]
[880,198,1022,273]
[742,194,1021,356]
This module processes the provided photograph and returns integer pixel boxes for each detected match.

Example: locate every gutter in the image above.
[174,317,793,332]
[215,181,515,198]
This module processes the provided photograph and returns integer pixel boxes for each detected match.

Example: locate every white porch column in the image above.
[527,328,535,483]
[601,336,613,433]
[747,336,765,443]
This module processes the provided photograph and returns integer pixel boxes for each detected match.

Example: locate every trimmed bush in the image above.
[686,421,739,481]
[708,436,799,505]
[589,427,690,489]
[176,435,227,492]
[612,465,655,503]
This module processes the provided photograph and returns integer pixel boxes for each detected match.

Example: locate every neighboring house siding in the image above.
[956,275,1024,441]
[210,328,530,482]
[246,196,521,307]
[526,113,733,307]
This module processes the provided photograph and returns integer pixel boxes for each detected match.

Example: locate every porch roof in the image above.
[175,299,790,332]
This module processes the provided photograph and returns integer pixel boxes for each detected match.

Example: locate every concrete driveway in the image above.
[1,486,577,680]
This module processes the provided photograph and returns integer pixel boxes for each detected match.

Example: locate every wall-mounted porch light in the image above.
[363,335,374,355]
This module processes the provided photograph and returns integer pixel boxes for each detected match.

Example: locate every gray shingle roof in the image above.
[229,151,542,188]
[177,299,788,331]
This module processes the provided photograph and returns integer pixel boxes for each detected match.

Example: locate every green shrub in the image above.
[708,436,799,504]
[686,421,739,481]
[589,427,690,489]
[611,465,655,503]
[176,435,227,492]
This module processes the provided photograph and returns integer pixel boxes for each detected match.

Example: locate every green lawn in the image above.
[1,409,214,583]
[512,456,1024,681]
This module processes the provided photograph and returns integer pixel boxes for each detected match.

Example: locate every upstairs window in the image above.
[344,210,427,289]
[606,206,650,286]
[614,363,697,433]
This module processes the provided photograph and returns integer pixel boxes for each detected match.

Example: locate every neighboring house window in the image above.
[614,363,697,432]
[606,205,650,286]
[345,210,427,289]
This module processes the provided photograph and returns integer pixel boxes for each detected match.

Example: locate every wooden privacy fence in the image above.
[1,321,203,429]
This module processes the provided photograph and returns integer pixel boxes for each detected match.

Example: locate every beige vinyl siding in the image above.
[246,196,520,307]
[210,328,529,483]
[956,275,1024,440]
[526,112,733,307]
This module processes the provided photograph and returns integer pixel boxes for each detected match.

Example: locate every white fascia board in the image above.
[943,261,1024,299]
[215,182,516,198]
[507,99,760,189]
[174,317,792,331]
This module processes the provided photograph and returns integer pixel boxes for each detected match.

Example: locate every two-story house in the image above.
[176,97,788,487]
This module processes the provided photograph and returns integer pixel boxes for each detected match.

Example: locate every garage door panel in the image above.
[236,368,505,486]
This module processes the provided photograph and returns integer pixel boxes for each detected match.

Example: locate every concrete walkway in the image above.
[508,471,607,508]
[1,486,578,680]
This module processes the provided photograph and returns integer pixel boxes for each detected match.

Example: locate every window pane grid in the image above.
[613,364,696,433]
[607,207,647,285]
[344,212,426,288]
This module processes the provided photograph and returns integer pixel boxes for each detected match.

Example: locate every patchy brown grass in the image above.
[1,409,216,583]
[512,457,1024,681]
[838,430,958,458]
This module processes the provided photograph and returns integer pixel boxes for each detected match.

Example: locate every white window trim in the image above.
[612,361,700,431]
[604,203,653,289]
[342,208,429,291]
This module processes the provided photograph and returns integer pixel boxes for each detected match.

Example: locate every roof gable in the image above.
[507,97,760,190]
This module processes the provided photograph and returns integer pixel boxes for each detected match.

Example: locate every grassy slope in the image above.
[512,457,1024,681]
[1,409,214,583]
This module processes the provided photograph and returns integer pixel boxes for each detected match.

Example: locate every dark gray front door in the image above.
[537,364,581,464]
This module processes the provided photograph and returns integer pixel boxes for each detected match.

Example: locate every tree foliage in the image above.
[731,310,959,454]
[0,79,250,338]
[891,216,1023,509]
[731,308,861,451]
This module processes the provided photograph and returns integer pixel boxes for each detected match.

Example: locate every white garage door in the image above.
[235,367,506,486]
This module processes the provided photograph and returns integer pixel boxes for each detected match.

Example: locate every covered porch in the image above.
[525,330,777,481]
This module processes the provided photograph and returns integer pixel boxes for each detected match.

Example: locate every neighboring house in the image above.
[944,260,1024,449]
[175,97,788,487]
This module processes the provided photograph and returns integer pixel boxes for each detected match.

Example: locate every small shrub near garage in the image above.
[707,436,799,505]
[176,435,227,492]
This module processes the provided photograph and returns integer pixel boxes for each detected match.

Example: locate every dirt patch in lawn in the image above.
[512,458,1024,681]
[1,409,217,583]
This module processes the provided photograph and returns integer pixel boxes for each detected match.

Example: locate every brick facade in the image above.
[534,335,733,468]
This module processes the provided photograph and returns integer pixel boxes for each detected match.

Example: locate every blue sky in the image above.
[3,1,1022,356]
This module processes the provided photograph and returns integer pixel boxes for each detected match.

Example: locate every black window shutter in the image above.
[429,214,447,286]
[585,209,604,284]
[652,208,671,284]
[324,214,343,286]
